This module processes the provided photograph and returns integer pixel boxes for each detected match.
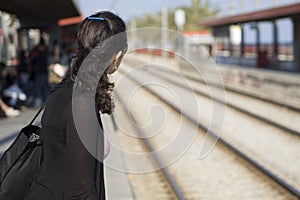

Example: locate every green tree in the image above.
[134,0,218,31]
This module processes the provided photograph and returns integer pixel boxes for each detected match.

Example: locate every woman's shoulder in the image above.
[46,81,73,111]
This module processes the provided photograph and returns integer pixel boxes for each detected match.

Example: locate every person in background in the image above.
[48,40,70,88]
[30,38,50,107]
[2,57,27,110]
[48,40,70,66]
[17,50,30,96]
[0,98,20,117]
[25,11,127,199]
[0,62,19,117]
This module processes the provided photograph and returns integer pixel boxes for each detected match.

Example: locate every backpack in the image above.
[0,106,44,200]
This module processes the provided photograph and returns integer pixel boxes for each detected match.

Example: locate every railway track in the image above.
[114,91,187,200]
[180,68,300,112]
[112,62,300,199]
[137,64,300,137]
[124,56,300,112]
[123,57,300,136]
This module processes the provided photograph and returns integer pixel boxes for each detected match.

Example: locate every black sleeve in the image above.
[66,95,104,200]
[66,95,103,162]
[64,94,105,188]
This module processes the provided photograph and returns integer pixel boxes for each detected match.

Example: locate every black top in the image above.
[31,48,49,75]
[25,80,106,200]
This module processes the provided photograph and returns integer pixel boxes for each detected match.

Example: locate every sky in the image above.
[75,0,299,44]
[75,0,192,21]
[75,0,299,22]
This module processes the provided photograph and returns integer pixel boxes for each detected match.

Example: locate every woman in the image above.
[25,11,127,200]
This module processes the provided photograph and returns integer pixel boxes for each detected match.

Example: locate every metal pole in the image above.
[228,0,233,15]
[273,0,279,6]
[255,0,260,9]
[161,7,168,60]
[240,0,245,13]
[130,17,137,49]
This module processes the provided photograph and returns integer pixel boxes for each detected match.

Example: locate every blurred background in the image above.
[0,0,300,199]
[0,0,300,74]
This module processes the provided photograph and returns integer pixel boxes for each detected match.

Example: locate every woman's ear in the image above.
[115,51,123,62]
[106,51,124,74]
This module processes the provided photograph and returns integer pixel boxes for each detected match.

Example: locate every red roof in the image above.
[201,2,300,26]
[58,15,83,26]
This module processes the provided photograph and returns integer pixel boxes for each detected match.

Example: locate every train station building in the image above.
[201,2,300,73]
[0,0,81,63]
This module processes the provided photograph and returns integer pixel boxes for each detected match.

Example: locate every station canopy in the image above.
[201,2,300,27]
[0,0,80,27]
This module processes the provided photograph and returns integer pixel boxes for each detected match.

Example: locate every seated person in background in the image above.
[0,98,20,118]
[0,61,20,118]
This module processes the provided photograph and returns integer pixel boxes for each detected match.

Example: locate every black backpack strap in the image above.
[29,105,45,126]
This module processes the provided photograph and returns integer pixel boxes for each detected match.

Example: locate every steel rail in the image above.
[141,67,300,137]
[115,91,187,200]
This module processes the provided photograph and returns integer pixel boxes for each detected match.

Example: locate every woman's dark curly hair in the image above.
[68,11,127,114]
